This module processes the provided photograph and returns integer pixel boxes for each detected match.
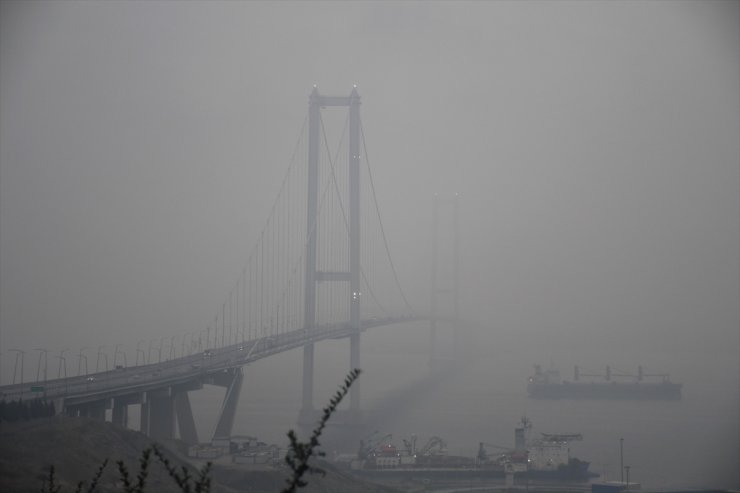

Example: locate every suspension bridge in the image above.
[0,88,460,446]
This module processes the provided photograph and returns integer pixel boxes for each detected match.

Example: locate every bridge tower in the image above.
[429,193,460,367]
[301,87,362,421]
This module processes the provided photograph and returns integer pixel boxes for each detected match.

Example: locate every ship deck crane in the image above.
[575,365,635,381]
[575,365,672,382]
[358,432,393,459]
[638,365,672,382]
[401,434,417,455]
[418,436,447,456]
[574,365,617,381]
[539,433,583,443]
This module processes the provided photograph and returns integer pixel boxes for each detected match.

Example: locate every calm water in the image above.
[187,322,739,490]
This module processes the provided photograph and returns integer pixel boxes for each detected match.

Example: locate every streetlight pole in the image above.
[168,336,176,361]
[114,344,127,368]
[136,340,146,366]
[620,438,624,484]
[96,345,108,373]
[78,348,89,376]
[148,340,156,365]
[625,465,631,490]
[57,349,69,378]
[9,349,24,389]
[158,337,164,363]
[56,349,69,394]
[34,348,48,383]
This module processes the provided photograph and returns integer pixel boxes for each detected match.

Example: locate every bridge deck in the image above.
[0,316,418,405]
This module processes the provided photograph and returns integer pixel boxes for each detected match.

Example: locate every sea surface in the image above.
[182,321,738,491]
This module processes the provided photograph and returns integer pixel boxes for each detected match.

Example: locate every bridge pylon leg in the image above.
[301,343,314,413]
[211,367,243,446]
[349,333,360,412]
[140,392,150,435]
[174,391,199,445]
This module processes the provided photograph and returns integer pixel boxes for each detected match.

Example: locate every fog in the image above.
[1,1,738,489]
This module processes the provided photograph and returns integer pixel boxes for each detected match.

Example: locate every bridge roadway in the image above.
[0,315,418,444]
[0,315,417,403]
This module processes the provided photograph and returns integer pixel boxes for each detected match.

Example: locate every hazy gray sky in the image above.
[1,1,738,379]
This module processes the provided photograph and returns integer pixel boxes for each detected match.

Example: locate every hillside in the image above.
[0,416,401,493]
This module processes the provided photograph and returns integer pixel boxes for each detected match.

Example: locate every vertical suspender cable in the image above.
[260,230,264,337]
[242,268,246,342]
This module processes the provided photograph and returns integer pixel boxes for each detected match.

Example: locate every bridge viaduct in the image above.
[1,317,417,445]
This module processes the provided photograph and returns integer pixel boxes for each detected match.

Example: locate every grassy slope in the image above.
[0,416,400,493]
[0,416,201,492]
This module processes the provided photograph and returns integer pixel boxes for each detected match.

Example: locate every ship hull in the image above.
[349,456,595,481]
[350,466,596,481]
[527,381,682,400]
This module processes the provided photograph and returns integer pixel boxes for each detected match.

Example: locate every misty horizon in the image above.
[1,1,738,489]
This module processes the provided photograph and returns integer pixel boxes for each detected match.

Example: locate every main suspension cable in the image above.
[360,119,416,315]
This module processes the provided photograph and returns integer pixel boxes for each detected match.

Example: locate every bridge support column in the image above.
[140,392,150,434]
[64,404,79,417]
[149,391,175,441]
[349,333,360,412]
[140,389,175,441]
[112,399,128,428]
[174,391,199,445]
[212,367,243,446]
[301,344,315,413]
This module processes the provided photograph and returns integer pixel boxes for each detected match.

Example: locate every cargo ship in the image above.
[527,364,682,400]
[341,418,596,481]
